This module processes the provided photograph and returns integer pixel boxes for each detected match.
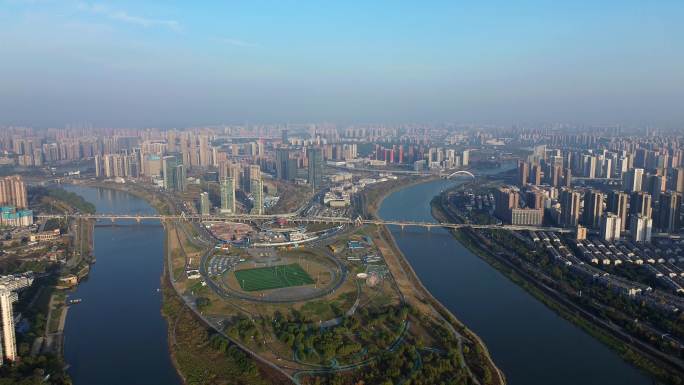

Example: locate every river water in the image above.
[378,176,653,385]
[62,186,181,385]
[58,177,654,385]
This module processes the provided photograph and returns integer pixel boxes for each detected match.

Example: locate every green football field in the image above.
[234,263,315,291]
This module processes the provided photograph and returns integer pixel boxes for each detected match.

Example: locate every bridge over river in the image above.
[37,213,573,233]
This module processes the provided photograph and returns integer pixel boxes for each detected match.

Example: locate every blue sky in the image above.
[0,1,682,127]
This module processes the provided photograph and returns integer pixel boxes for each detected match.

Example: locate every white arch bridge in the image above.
[444,170,475,178]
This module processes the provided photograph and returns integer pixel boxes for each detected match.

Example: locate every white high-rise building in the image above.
[0,273,33,365]
[0,291,16,364]
[624,168,644,193]
[599,213,621,242]
[630,214,653,243]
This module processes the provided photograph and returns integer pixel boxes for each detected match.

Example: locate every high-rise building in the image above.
[630,191,653,220]
[607,191,629,231]
[645,174,666,201]
[559,188,581,228]
[461,149,470,166]
[583,155,597,179]
[174,164,187,192]
[599,213,621,242]
[162,155,178,190]
[276,148,295,181]
[530,163,542,185]
[220,177,236,214]
[307,147,323,191]
[250,177,263,215]
[563,167,572,187]
[630,214,653,243]
[198,135,211,167]
[145,155,163,178]
[0,290,15,364]
[518,161,529,187]
[526,190,545,209]
[624,168,644,192]
[0,176,28,209]
[167,131,177,153]
[657,192,681,233]
[249,164,261,192]
[94,154,102,177]
[672,167,684,194]
[0,273,33,365]
[550,165,563,187]
[582,190,604,229]
[199,192,211,215]
[494,186,519,222]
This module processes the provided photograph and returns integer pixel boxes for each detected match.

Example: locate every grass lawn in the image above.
[234,263,314,291]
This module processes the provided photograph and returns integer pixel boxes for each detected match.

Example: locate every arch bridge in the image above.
[444,170,475,178]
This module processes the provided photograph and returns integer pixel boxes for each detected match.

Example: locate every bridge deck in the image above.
[36,214,572,233]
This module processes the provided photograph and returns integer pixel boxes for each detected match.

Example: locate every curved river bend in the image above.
[59,180,653,385]
[62,186,181,385]
[378,177,653,385]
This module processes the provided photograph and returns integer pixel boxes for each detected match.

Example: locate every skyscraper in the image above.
[308,147,323,191]
[530,163,542,185]
[624,168,644,193]
[672,167,684,194]
[0,290,15,364]
[630,214,653,243]
[0,273,33,365]
[249,164,261,192]
[94,154,102,177]
[220,177,236,214]
[550,165,563,187]
[174,163,187,192]
[582,190,604,229]
[250,177,263,215]
[559,188,581,228]
[461,149,470,166]
[630,191,653,220]
[645,174,666,201]
[657,192,681,233]
[0,176,28,209]
[599,213,621,242]
[162,155,178,190]
[198,135,211,167]
[199,191,211,215]
[276,148,291,181]
[494,186,519,222]
[607,191,629,231]
[518,161,529,187]
[563,167,572,187]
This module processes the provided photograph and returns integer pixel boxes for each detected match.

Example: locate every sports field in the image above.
[234,263,315,291]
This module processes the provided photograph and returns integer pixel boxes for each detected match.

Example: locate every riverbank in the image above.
[431,192,682,384]
[42,193,97,364]
[365,175,506,385]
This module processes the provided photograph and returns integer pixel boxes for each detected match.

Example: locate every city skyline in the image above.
[1,1,683,128]
[2,3,684,385]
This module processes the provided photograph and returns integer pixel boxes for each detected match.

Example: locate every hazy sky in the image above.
[1,1,682,128]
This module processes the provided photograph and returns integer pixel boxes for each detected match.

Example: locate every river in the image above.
[62,185,181,385]
[378,175,653,385]
[58,177,654,385]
